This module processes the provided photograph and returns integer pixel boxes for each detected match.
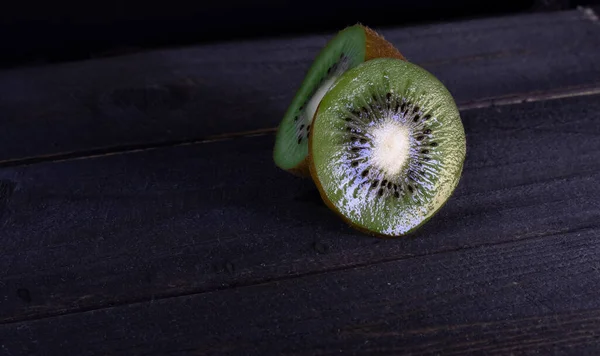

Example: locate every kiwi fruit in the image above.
[309,58,466,237]
[273,24,405,177]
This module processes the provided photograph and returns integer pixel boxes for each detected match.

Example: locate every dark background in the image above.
[2,0,599,69]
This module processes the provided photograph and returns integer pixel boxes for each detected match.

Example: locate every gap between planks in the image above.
[1,224,596,326]
[1,82,600,169]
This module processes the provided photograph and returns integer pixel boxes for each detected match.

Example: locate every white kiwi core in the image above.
[371,121,410,177]
[305,77,337,125]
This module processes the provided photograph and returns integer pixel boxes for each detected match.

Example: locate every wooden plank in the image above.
[1,10,600,162]
[1,94,599,324]
[2,227,600,355]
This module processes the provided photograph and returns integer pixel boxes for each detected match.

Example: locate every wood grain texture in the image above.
[2,228,600,355]
[1,94,599,325]
[1,10,600,162]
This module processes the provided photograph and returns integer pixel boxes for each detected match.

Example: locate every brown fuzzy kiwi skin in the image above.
[287,25,405,179]
[363,25,406,61]
[287,161,311,177]
[308,104,466,239]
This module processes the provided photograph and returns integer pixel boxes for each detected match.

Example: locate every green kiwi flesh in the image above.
[273,25,367,175]
[310,58,466,237]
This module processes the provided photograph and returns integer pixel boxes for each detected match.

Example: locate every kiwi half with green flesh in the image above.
[273,25,405,177]
[309,58,466,237]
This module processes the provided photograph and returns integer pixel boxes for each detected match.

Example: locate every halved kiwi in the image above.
[273,24,405,177]
[309,58,466,237]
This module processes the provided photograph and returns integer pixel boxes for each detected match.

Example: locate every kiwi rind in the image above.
[308,58,466,237]
[274,24,405,178]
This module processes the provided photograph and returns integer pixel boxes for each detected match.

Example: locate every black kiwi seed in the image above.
[413,115,420,122]
[360,138,367,144]
[346,127,352,131]
[423,156,430,161]
[416,136,425,141]
[378,189,384,196]
[300,124,304,130]
[382,179,388,186]
[387,182,392,189]
[431,142,438,147]
[421,149,429,154]
[408,185,414,193]
[424,115,431,120]
[393,184,398,190]
[351,147,360,152]
[297,136,302,144]
[424,129,432,134]
[413,106,420,113]
[294,116,298,122]
[307,125,310,131]
[327,67,332,74]
[401,102,407,112]
[352,161,359,167]
[371,180,379,188]
[386,93,391,100]
[345,117,352,122]
[361,169,369,177]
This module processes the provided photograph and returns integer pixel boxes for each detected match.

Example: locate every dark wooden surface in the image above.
[1,93,600,325]
[3,228,600,355]
[1,8,600,356]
